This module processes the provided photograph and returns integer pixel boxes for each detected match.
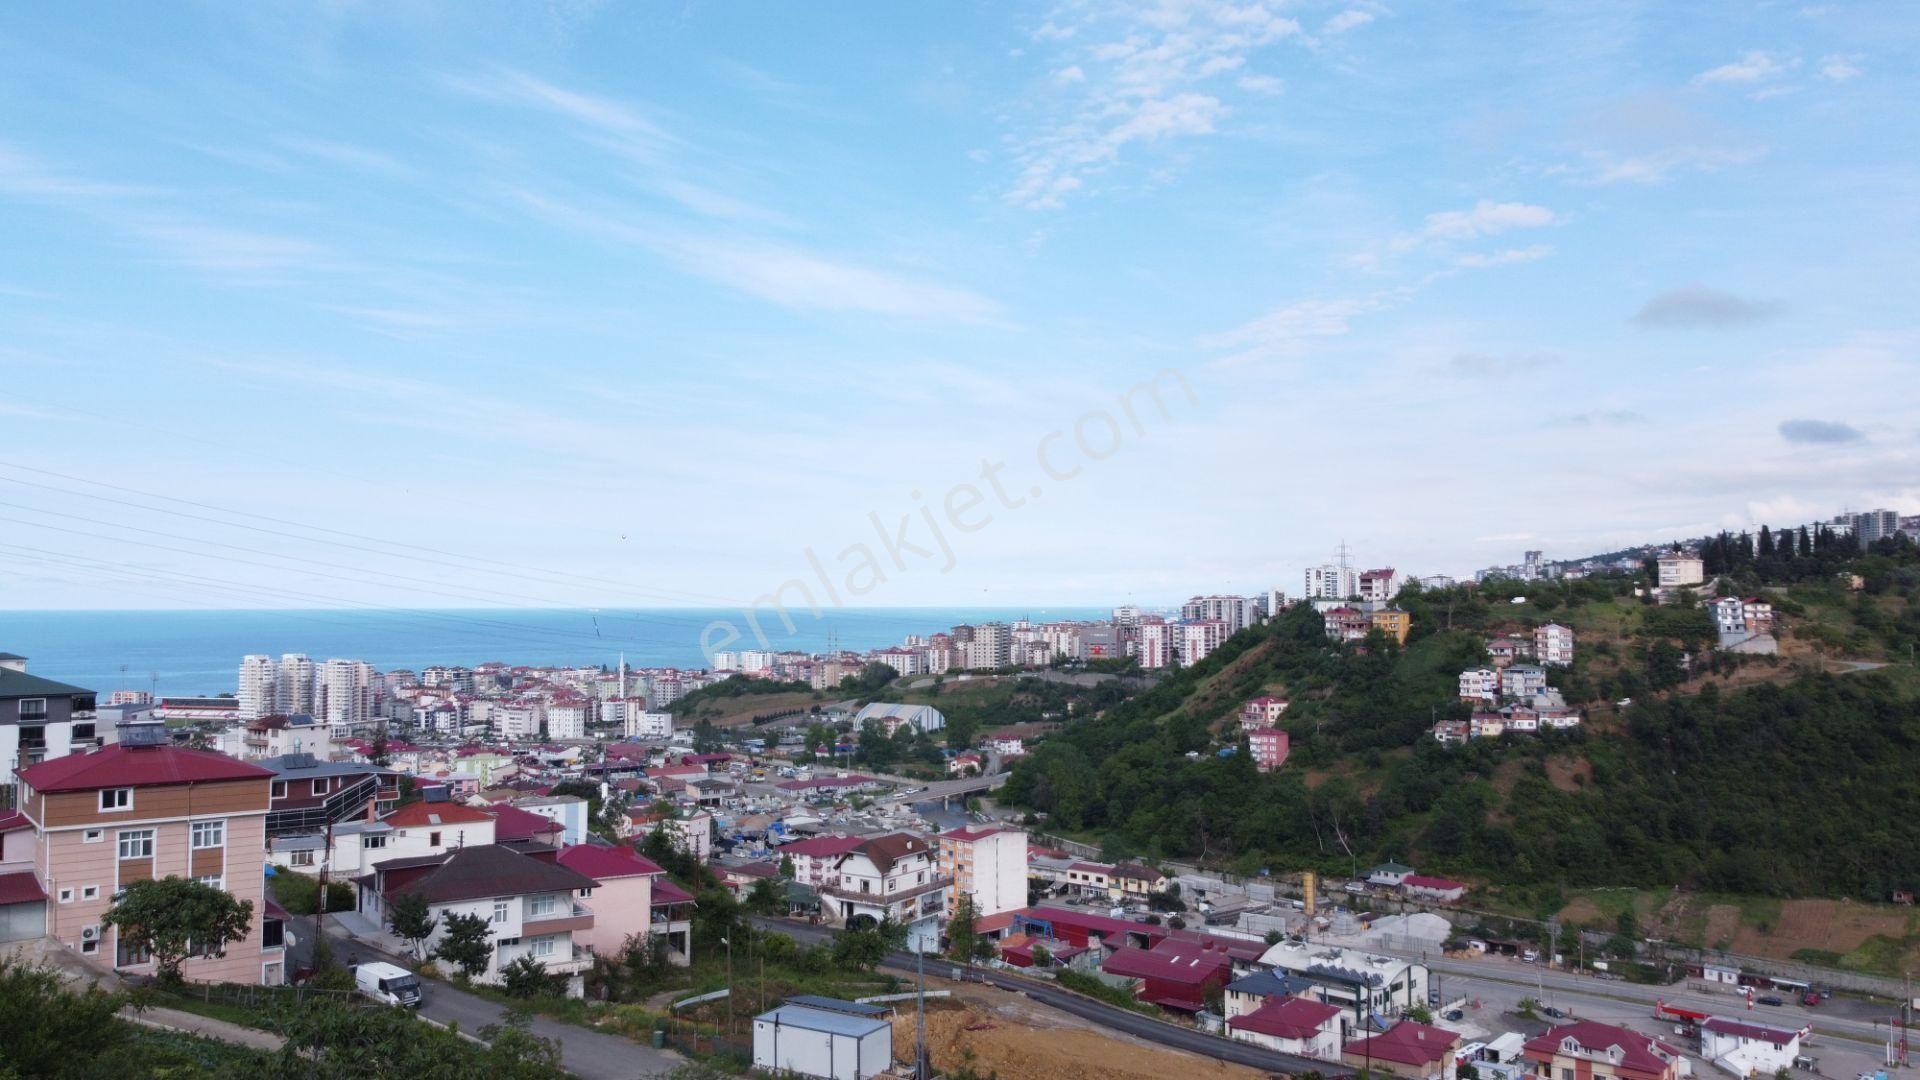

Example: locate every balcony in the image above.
[523,901,594,937]
[820,875,952,908]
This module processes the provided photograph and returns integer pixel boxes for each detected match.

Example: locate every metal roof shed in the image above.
[752,1003,893,1080]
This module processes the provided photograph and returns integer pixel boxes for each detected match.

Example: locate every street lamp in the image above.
[720,935,733,1045]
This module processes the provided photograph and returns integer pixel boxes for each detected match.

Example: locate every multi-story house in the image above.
[1534,623,1575,666]
[624,709,674,741]
[225,714,333,762]
[259,753,401,836]
[1249,728,1290,772]
[355,843,598,996]
[821,833,950,948]
[555,843,693,965]
[1323,608,1372,644]
[14,737,283,984]
[545,696,591,741]
[379,799,498,859]
[1135,619,1173,670]
[1241,696,1290,729]
[1357,568,1401,603]
[777,834,866,890]
[2,654,103,787]
[1656,553,1704,589]
[1522,1021,1686,1080]
[1458,668,1499,704]
[237,656,278,721]
[1370,609,1411,645]
[1227,995,1344,1061]
[1502,665,1548,701]
[1304,565,1358,601]
[1177,619,1228,665]
[937,825,1026,917]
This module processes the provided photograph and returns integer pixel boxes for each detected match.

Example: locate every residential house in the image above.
[1535,623,1575,667]
[1502,665,1548,700]
[985,736,1026,757]
[14,741,281,984]
[259,753,401,837]
[1260,939,1430,1025]
[486,803,565,847]
[1367,862,1414,887]
[1100,936,1233,1012]
[1241,697,1290,729]
[1432,720,1469,745]
[1486,638,1524,667]
[1,656,104,786]
[1469,713,1506,739]
[228,715,333,762]
[1110,861,1169,901]
[554,842,692,965]
[1458,668,1499,704]
[512,794,590,846]
[1522,1021,1687,1080]
[1401,875,1467,903]
[1323,607,1373,644]
[778,834,867,890]
[1370,609,1412,646]
[1223,969,1321,1021]
[379,799,498,859]
[1344,1020,1461,1080]
[356,842,598,996]
[1249,728,1290,772]
[938,826,1027,917]
[1657,553,1705,589]
[1228,994,1344,1060]
[821,833,950,950]
[946,752,983,777]
[1699,1016,1801,1077]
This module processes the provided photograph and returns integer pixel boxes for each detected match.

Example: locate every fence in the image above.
[656,1015,751,1063]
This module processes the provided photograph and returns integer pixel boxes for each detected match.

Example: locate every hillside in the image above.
[1002,542,1920,914]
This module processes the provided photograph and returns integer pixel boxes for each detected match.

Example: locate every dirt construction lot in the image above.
[1731,899,1911,958]
[894,981,1268,1080]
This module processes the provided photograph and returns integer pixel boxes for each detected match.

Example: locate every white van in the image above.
[353,961,423,1008]
[1521,949,1539,963]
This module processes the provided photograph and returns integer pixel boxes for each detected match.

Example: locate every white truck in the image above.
[353,961,423,1008]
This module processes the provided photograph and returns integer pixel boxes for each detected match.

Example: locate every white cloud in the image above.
[0,141,156,200]
[446,66,675,147]
[278,136,415,179]
[1006,0,1305,208]
[1693,50,1796,85]
[1454,244,1552,268]
[131,220,327,273]
[1202,292,1402,367]
[1819,54,1863,81]
[1324,10,1375,34]
[1391,200,1556,252]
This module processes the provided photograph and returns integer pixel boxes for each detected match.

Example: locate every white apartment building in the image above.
[489,703,543,742]
[1358,568,1402,603]
[546,700,590,740]
[961,623,1011,670]
[276,653,316,716]
[1534,623,1575,666]
[1182,595,1254,634]
[1458,667,1499,703]
[938,826,1028,918]
[1177,619,1227,666]
[1111,605,1142,626]
[625,710,674,741]
[872,648,925,677]
[318,659,375,728]
[237,655,277,720]
[1304,565,1358,600]
[1656,552,1705,588]
[1502,664,1548,700]
[1135,620,1173,670]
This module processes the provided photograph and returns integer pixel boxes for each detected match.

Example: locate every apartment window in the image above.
[529,935,555,958]
[19,698,46,720]
[492,899,509,924]
[578,887,593,899]
[83,829,103,844]
[312,779,329,796]
[529,895,557,917]
[58,887,74,903]
[191,820,225,849]
[117,829,155,860]
[116,935,152,967]
[271,781,288,799]
[99,787,133,812]
[81,886,99,901]
[496,936,521,949]
[1561,1070,1574,1080]
[290,849,315,867]
[363,835,387,850]
[262,920,284,949]
[196,875,223,890]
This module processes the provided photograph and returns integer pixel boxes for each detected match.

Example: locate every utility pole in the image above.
[915,947,930,1079]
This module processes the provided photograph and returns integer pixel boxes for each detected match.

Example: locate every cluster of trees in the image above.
[1004,590,1920,903]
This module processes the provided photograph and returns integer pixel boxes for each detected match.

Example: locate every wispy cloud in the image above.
[131,220,327,273]
[1007,0,1306,208]
[0,141,157,200]
[1323,10,1375,35]
[1693,50,1797,86]
[1449,352,1556,378]
[1547,410,1646,429]
[1819,54,1863,82]
[278,136,415,179]
[1632,284,1779,328]
[445,66,677,151]
[1202,290,1405,368]
[1400,200,1556,247]
[1454,244,1552,268]
[1558,95,1764,185]
[1779,419,1864,445]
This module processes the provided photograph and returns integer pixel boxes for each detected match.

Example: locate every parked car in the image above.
[1521,949,1540,963]
[1803,992,1822,1006]
[1444,1009,1464,1022]
[1543,1006,1565,1019]
[353,961,423,1008]
[1757,995,1785,1007]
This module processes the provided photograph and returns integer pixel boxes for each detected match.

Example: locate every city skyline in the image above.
[4,4,1918,611]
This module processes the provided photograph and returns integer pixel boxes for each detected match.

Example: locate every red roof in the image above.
[652,878,696,905]
[556,843,665,881]
[939,825,1018,842]
[1523,1022,1680,1076]
[17,745,272,793]
[1701,1018,1800,1046]
[1402,874,1466,891]
[1100,940,1232,983]
[382,801,494,828]
[1229,996,1342,1040]
[486,803,564,841]
[1346,1022,1460,1066]
[0,871,46,905]
[0,810,29,833]
[778,835,867,858]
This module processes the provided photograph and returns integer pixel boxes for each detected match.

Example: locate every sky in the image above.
[1,1,1917,614]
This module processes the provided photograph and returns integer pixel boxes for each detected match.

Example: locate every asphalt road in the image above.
[318,920,684,1080]
[751,916,1340,1077]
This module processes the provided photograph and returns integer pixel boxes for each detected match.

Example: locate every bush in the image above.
[501,956,558,999]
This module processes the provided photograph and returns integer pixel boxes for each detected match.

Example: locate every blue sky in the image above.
[2,1,1916,612]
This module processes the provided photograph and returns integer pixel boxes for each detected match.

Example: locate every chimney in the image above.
[366,796,378,823]
[0,654,25,674]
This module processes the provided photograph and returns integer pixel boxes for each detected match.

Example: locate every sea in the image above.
[0,606,1113,698]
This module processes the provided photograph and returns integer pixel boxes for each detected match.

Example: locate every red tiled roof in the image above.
[1100,941,1232,983]
[1346,1021,1460,1066]
[1229,996,1342,1040]
[555,843,665,881]
[486,803,564,841]
[0,871,46,905]
[17,745,273,792]
[1523,1022,1679,1076]
[382,801,494,828]
[778,835,867,858]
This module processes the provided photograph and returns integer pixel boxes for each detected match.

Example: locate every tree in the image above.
[548,778,604,822]
[101,876,253,984]
[1031,943,1054,968]
[744,877,787,916]
[692,719,724,754]
[435,912,494,978]
[779,854,796,879]
[832,919,907,972]
[500,955,556,999]
[0,957,130,1076]
[946,895,980,961]
[387,891,438,961]
[368,723,391,766]
[1405,1003,1433,1024]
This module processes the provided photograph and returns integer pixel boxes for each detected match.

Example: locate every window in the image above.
[529,935,555,958]
[80,938,99,955]
[58,887,74,903]
[19,698,46,720]
[83,829,103,843]
[429,831,442,847]
[271,781,288,799]
[81,886,99,901]
[363,835,387,850]
[99,787,132,812]
[116,935,152,967]
[196,875,224,890]
[496,936,521,949]
[117,829,154,860]
[262,920,284,949]
[578,887,593,899]
[1562,1070,1574,1080]
[191,820,225,849]
[290,850,315,867]
[529,895,557,917]
[312,778,329,796]
[492,899,509,924]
